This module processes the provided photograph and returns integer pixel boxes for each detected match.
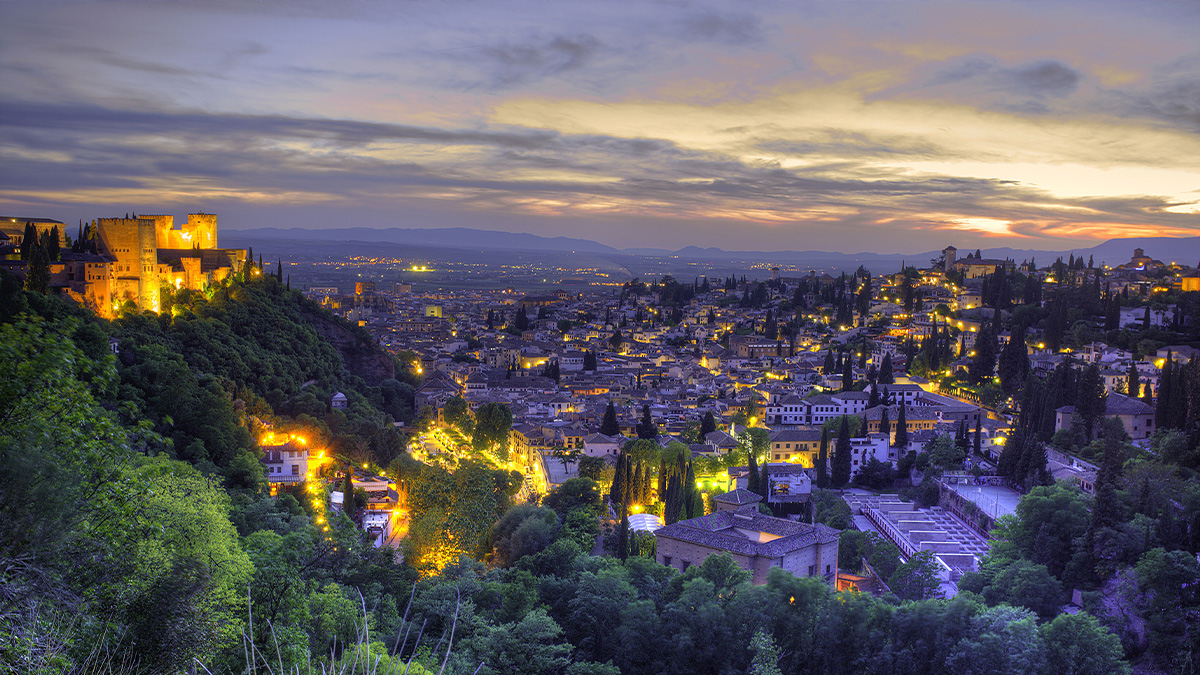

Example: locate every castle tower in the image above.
[186,212,217,248]
[142,215,175,248]
[137,217,159,312]
[943,246,957,273]
[96,215,159,313]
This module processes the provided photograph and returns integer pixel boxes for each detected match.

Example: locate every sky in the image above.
[1,0,1198,253]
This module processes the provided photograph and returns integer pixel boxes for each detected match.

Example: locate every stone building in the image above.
[35,212,247,317]
[654,502,840,585]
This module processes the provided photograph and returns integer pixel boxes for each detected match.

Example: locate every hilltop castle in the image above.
[3,212,247,318]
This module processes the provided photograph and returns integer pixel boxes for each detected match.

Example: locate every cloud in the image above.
[678,11,765,46]
[1008,60,1080,97]
[445,34,604,89]
[921,56,1082,106]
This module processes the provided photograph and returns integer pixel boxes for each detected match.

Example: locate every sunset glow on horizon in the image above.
[1,0,1197,253]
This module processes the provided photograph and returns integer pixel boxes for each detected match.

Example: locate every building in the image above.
[654,504,840,585]
[20,212,247,318]
[1055,392,1156,440]
[261,438,310,488]
[767,428,822,464]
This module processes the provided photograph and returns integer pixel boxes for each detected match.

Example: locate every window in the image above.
[663,555,672,566]
[681,560,690,571]
[292,465,300,475]
[808,565,815,576]
[826,564,831,574]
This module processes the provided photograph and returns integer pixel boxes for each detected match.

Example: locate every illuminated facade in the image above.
[66,212,245,317]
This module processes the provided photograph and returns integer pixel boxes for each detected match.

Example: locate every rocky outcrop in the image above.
[301,307,394,386]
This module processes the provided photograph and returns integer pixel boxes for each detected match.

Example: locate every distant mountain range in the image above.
[223,227,1200,270]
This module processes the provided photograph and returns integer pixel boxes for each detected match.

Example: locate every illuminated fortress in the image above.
[8,212,248,318]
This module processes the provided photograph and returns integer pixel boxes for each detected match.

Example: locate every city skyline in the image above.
[2,0,1198,252]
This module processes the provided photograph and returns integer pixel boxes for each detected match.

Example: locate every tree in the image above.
[926,434,965,471]
[1074,364,1107,442]
[599,402,620,436]
[1041,612,1130,675]
[963,558,1063,621]
[583,350,597,371]
[831,415,852,487]
[1134,547,1200,668]
[1123,360,1142,396]
[969,315,998,384]
[465,608,573,675]
[24,238,50,293]
[894,404,908,449]
[490,504,560,566]
[816,429,829,489]
[888,550,942,601]
[945,606,1046,675]
[991,483,1090,579]
[45,225,60,261]
[443,396,474,436]
[699,411,717,439]
[20,222,38,261]
[636,404,657,439]
[747,441,761,496]
[997,324,1029,396]
[853,458,894,490]
[610,453,628,506]
[472,402,513,459]
[577,456,607,482]
[748,629,783,675]
[609,330,623,351]
[879,353,894,384]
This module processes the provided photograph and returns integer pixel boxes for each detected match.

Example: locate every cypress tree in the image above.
[968,314,997,384]
[760,462,771,504]
[684,461,698,518]
[1126,361,1139,397]
[879,353,894,384]
[600,402,620,436]
[611,453,627,504]
[24,240,50,294]
[617,508,630,561]
[20,222,35,260]
[816,429,829,489]
[1076,364,1107,442]
[1168,357,1189,430]
[630,463,644,505]
[276,259,283,281]
[747,445,761,496]
[895,404,908,449]
[842,357,853,391]
[880,408,891,438]
[641,463,653,504]
[342,464,354,516]
[637,404,658,439]
[997,324,1029,396]
[45,225,59,261]
[1156,355,1173,429]
[867,386,880,409]
[832,416,852,488]
[974,417,982,458]
[664,474,682,524]
[700,411,717,439]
